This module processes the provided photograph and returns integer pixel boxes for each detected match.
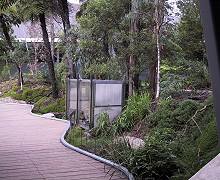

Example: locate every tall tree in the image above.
[148,0,168,101]
[57,0,75,79]
[18,0,59,98]
[128,0,140,96]
[154,0,166,100]
[0,1,24,87]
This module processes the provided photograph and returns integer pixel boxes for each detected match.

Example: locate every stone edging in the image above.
[3,102,135,180]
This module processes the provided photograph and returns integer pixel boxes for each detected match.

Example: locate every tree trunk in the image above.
[58,0,71,34]
[128,0,139,96]
[134,73,140,91]
[16,64,24,91]
[50,18,55,63]
[149,60,157,99]
[152,0,164,101]
[103,31,110,58]
[39,13,59,98]
[32,42,38,74]
[128,55,135,96]
[155,29,161,100]
[58,0,75,79]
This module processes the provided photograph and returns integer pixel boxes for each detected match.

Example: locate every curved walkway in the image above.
[0,103,128,180]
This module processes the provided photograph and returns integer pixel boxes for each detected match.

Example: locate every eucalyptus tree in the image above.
[57,0,75,79]
[77,0,131,77]
[153,0,167,100]
[17,0,59,98]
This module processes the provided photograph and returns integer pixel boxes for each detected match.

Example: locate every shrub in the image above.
[148,99,201,131]
[22,88,49,103]
[33,97,65,115]
[66,127,86,147]
[55,62,67,90]
[113,128,179,179]
[148,98,177,128]
[0,65,11,81]
[113,93,151,134]
[94,112,111,137]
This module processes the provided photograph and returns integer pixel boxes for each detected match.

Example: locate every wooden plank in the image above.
[0,103,128,180]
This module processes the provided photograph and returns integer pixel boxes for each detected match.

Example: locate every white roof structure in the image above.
[16,38,60,43]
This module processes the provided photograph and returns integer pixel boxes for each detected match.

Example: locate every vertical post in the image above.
[76,74,80,125]
[80,128,83,146]
[199,0,220,143]
[65,78,70,122]
[121,81,126,108]
[90,76,94,129]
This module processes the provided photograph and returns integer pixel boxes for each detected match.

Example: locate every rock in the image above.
[42,113,55,118]
[116,136,145,150]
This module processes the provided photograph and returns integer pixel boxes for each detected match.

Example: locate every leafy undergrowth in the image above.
[1,81,66,119]
[32,97,65,118]
[67,94,219,179]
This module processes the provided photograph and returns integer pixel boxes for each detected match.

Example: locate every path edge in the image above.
[27,103,134,180]
[60,124,135,180]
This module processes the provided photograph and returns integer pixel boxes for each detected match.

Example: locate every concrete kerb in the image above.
[2,102,134,180]
[60,124,135,180]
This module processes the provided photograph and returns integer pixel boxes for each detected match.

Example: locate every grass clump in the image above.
[113,93,151,134]
[32,97,65,117]
[21,88,49,103]
[66,127,86,147]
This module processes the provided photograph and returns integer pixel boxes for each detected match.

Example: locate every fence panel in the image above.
[67,79,124,128]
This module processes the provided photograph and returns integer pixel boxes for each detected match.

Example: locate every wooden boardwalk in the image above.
[0,103,128,180]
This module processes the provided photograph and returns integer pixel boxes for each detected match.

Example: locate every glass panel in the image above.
[95,84,122,106]
[94,106,122,127]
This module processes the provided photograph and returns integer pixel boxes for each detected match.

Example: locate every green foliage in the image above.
[21,88,49,103]
[83,59,123,79]
[149,99,204,132]
[113,93,150,134]
[34,70,50,83]
[0,65,11,81]
[7,43,30,66]
[33,97,65,114]
[161,59,210,96]
[4,86,50,103]
[77,0,155,80]
[17,0,55,20]
[176,119,219,179]
[55,62,67,89]
[94,112,111,137]
[177,0,205,62]
[128,129,179,179]
[66,127,86,147]
[197,120,218,157]
[184,60,210,89]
